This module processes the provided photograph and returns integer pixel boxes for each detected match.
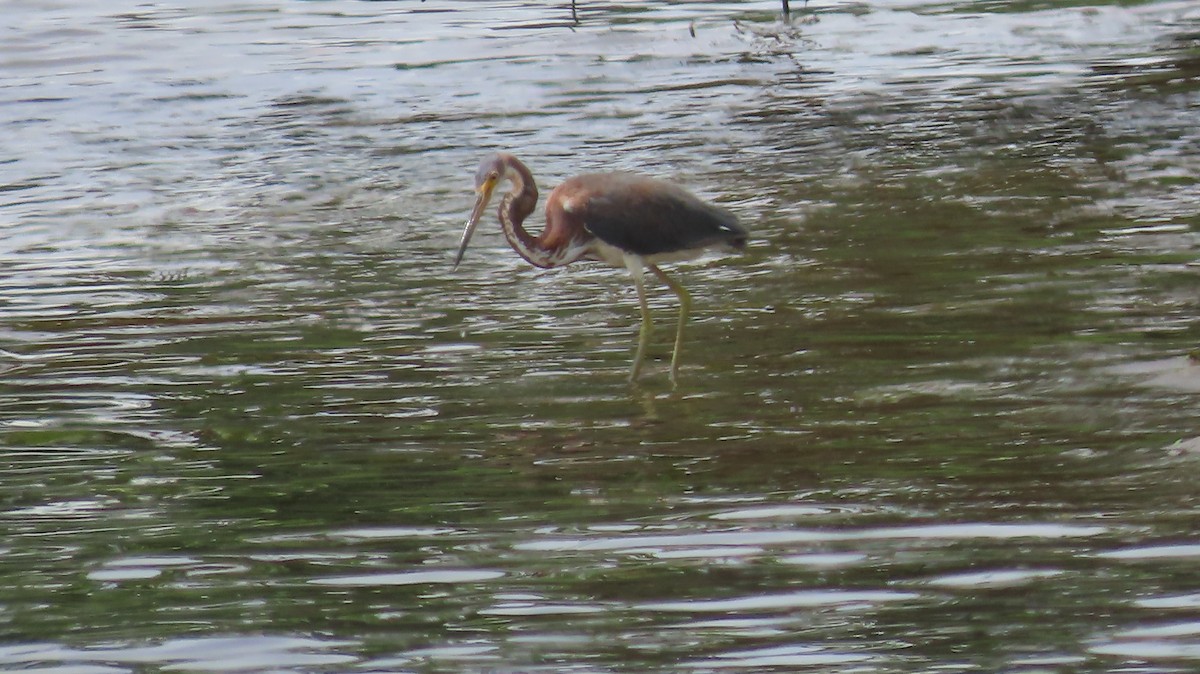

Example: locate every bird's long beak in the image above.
[454,178,497,269]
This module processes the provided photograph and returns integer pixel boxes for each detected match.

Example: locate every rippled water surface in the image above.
[2,0,1199,671]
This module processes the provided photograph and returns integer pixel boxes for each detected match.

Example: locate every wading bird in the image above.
[454,152,747,385]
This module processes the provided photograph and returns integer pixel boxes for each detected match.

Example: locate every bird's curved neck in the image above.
[497,157,560,269]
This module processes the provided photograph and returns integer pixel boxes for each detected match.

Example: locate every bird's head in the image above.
[454,153,514,269]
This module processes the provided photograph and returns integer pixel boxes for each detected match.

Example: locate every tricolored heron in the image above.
[454,152,747,385]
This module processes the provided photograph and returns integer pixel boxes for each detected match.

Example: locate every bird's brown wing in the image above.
[576,174,746,257]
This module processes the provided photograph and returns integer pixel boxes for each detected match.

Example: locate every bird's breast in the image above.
[536,236,597,268]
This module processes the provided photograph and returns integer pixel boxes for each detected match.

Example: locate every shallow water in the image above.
[2,0,1199,671]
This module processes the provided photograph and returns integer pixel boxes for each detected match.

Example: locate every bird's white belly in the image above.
[585,238,720,268]
[585,239,632,267]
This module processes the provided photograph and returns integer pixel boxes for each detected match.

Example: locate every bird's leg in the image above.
[625,256,651,383]
[648,264,690,387]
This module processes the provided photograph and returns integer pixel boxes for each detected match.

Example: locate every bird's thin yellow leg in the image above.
[649,264,690,387]
[626,257,652,383]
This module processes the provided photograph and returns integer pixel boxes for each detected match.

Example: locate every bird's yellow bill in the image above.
[453,178,497,269]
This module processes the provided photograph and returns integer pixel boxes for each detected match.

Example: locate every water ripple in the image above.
[640,589,919,613]
[0,636,359,671]
[1,0,1198,671]
[516,522,1108,553]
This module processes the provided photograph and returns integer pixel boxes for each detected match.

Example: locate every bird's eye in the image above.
[489,171,500,181]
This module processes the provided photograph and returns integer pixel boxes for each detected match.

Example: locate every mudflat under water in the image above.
[1,0,1199,671]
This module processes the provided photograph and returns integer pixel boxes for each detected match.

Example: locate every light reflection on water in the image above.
[2,0,1199,671]
[0,636,360,672]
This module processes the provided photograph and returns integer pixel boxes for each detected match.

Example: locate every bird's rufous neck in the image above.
[500,192,558,268]
[497,155,559,268]
[500,155,538,222]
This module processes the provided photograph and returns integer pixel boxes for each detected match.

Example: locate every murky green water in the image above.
[2,0,1199,671]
